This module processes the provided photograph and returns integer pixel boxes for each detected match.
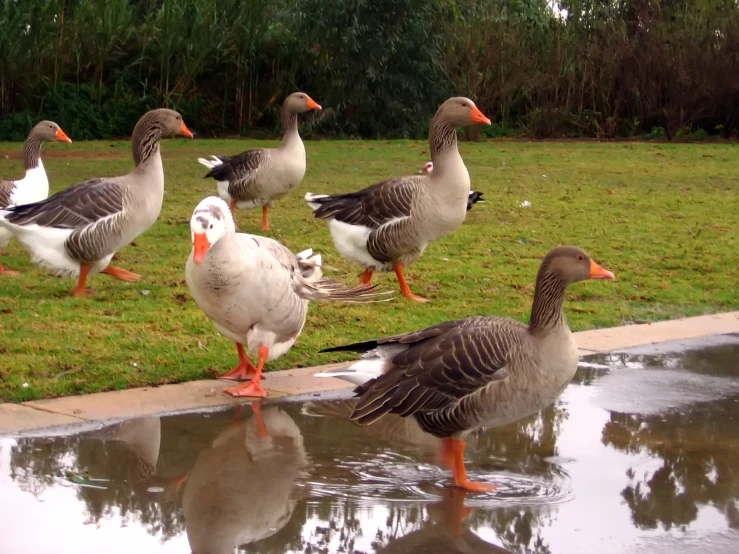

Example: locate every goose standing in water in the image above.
[419,161,484,211]
[305,97,491,302]
[316,246,614,491]
[198,91,322,231]
[0,120,72,274]
[0,109,192,295]
[186,196,387,398]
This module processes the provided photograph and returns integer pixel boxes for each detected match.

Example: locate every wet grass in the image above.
[0,138,737,401]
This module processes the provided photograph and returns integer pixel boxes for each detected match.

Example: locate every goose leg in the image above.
[220,343,258,381]
[260,206,270,231]
[229,198,240,230]
[251,401,269,437]
[450,438,497,493]
[440,488,474,537]
[359,268,373,285]
[393,264,429,303]
[101,265,142,283]
[439,437,456,470]
[224,345,268,398]
[72,264,92,296]
[0,259,20,276]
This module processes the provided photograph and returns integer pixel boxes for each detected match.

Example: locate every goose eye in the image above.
[578,255,584,261]
[209,224,213,230]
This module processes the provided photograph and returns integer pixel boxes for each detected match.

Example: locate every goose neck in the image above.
[132,116,165,167]
[428,116,458,161]
[528,269,568,333]
[23,136,43,171]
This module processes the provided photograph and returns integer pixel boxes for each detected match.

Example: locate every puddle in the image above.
[2,333,739,553]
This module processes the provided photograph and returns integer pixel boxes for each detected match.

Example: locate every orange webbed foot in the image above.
[224,382,267,398]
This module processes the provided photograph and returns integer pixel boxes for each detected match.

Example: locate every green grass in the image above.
[0,138,737,402]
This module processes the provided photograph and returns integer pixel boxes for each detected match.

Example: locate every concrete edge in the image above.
[1,311,737,435]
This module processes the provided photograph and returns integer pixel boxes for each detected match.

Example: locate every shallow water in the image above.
[2,333,739,553]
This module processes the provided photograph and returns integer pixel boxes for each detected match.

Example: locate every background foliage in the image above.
[0,0,738,140]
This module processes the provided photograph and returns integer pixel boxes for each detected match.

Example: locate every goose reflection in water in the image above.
[181,403,309,554]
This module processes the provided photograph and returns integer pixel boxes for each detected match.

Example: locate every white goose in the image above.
[0,120,72,275]
[185,196,387,398]
[0,109,192,295]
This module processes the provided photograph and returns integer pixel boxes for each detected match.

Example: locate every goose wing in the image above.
[202,149,267,199]
[0,180,16,209]
[310,176,423,229]
[324,316,524,425]
[3,178,125,228]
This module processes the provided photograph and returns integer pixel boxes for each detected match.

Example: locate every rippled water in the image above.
[1,333,739,553]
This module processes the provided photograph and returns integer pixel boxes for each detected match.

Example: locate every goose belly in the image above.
[9,165,49,206]
[0,227,11,248]
[327,219,384,269]
[12,224,111,278]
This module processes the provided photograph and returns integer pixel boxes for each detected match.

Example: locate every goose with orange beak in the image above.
[317,246,614,493]
[0,120,72,275]
[198,91,322,232]
[306,97,491,302]
[0,109,193,295]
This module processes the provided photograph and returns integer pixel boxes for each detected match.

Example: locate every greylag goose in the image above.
[316,246,614,491]
[0,109,192,295]
[85,417,187,500]
[185,196,388,398]
[305,97,491,302]
[0,120,72,275]
[182,405,308,554]
[197,91,322,231]
[419,161,484,211]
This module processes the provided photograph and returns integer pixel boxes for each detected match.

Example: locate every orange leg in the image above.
[0,259,19,276]
[393,263,428,303]
[441,488,474,537]
[101,265,141,283]
[220,343,258,381]
[450,438,497,493]
[72,264,92,296]
[251,401,269,438]
[224,345,268,398]
[173,473,188,492]
[359,268,373,285]
[439,437,456,470]
[260,205,270,231]
[229,198,240,230]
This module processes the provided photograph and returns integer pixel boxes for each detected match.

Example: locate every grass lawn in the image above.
[0,137,737,402]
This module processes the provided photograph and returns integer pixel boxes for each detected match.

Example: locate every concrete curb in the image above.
[1,311,738,434]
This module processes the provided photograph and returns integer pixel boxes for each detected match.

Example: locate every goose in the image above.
[0,109,192,296]
[185,196,388,398]
[316,246,614,492]
[197,91,322,231]
[305,97,491,302]
[182,405,308,554]
[84,417,187,500]
[0,120,72,275]
[419,161,484,211]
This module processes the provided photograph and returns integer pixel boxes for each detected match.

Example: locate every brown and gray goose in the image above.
[316,246,614,492]
[0,120,71,275]
[197,91,322,231]
[305,97,491,302]
[0,109,192,295]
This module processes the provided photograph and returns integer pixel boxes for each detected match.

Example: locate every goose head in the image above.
[540,246,615,284]
[190,196,235,264]
[436,97,492,127]
[31,120,72,143]
[134,108,194,141]
[419,161,434,174]
[284,91,322,114]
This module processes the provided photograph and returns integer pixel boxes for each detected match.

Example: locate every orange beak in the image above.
[469,106,492,125]
[306,96,322,111]
[192,233,210,264]
[589,259,615,280]
[179,121,194,139]
[55,127,72,143]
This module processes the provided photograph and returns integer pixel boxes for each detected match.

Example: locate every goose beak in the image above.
[192,233,210,264]
[589,259,615,280]
[469,106,491,125]
[179,121,194,139]
[55,128,72,143]
[306,96,322,111]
